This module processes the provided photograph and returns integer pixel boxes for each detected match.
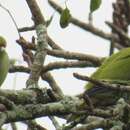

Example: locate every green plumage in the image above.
[86,47,130,90]
[0,36,6,47]
[84,47,130,106]
[0,36,9,87]
[68,48,130,122]
[0,49,9,86]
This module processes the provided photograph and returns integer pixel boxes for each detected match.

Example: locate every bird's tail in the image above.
[85,86,110,96]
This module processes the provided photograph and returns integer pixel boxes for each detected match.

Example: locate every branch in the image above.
[18,26,35,32]
[25,120,48,130]
[9,60,98,74]
[73,73,130,92]
[0,96,15,110]
[48,0,123,49]
[47,36,63,50]
[11,123,17,130]
[0,113,7,127]
[17,31,63,50]
[4,96,83,123]
[0,88,52,105]
[25,0,45,25]
[9,66,64,98]
[49,116,62,130]
[16,38,102,66]
[72,98,127,130]
[25,0,48,88]
[71,116,108,130]
[41,72,64,98]
[43,60,98,72]
[106,21,130,46]
[46,49,102,66]
[9,65,30,73]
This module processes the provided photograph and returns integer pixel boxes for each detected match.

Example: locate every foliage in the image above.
[60,6,71,28]
[90,0,102,13]
[0,0,130,130]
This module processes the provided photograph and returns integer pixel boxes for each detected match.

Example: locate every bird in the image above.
[67,47,130,123]
[0,36,9,87]
[85,47,130,106]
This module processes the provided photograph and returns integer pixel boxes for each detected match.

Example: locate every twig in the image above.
[25,120,48,130]
[106,21,130,46]
[47,36,63,50]
[18,26,35,32]
[0,3,21,38]
[9,60,98,74]
[73,73,130,92]
[48,0,123,49]
[109,40,115,55]
[16,37,34,66]
[0,88,52,105]
[83,93,94,113]
[9,65,64,98]
[46,49,102,66]
[0,113,7,127]
[0,96,15,110]
[9,65,30,73]
[4,96,82,123]
[43,60,98,72]
[49,116,62,130]
[41,72,64,98]
[71,116,108,130]
[16,37,103,66]
[11,123,17,130]
[17,26,63,98]
[17,32,63,50]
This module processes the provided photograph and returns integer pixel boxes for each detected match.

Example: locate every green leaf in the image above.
[60,7,71,28]
[46,15,54,27]
[90,0,101,13]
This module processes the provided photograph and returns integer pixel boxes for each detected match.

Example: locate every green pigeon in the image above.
[0,36,9,86]
[85,47,130,106]
[67,47,130,123]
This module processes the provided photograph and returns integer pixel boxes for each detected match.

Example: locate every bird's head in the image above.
[0,36,6,49]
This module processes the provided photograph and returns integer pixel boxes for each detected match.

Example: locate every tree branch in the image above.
[4,96,83,123]
[25,0,48,88]
[48,0,123,49]
[73,73,130,92]
[46,49,102,66]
